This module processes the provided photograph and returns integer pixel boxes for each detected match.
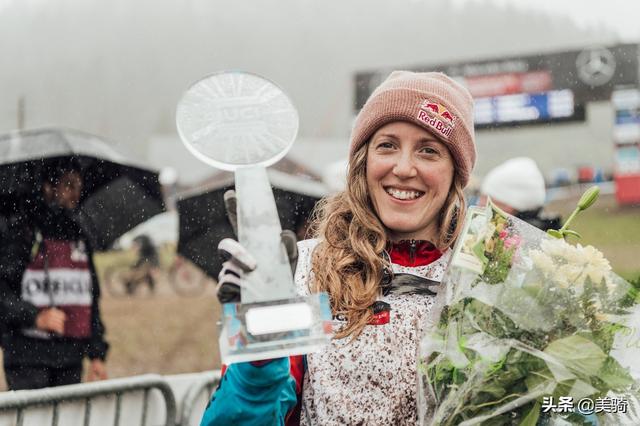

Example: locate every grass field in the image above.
[547,192,640,281]
[1,192,637,391]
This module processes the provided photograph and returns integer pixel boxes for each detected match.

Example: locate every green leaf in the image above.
[597,356,635,390]
[544,335,606,378]
[519,401,541,426]
[524,369,552,392]
[472,239,489,265]
[521,280,545,299]
[483,416,512,426]
[546,229,563,239]
[567,379,598,399]
[479,382,507,399]
[553,381,574,400]
[561,229,582,239]
[480,417,509,426]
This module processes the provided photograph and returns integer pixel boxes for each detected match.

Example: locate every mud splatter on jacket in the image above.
[201,238,450,426]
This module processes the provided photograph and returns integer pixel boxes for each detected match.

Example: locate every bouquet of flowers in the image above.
[418,188,640,425]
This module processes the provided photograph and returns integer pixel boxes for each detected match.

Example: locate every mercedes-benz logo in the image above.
[576,47,616,86]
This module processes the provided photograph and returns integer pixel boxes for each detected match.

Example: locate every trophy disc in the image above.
[176,71,299,171]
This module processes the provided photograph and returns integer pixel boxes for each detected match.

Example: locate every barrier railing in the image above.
[164,371,220,426]
[0,374,185,426]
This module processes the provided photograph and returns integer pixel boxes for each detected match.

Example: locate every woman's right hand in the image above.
[216,238,257,304]
[35,307,66,334]
[216,231,299,304]
[217,189,298,304]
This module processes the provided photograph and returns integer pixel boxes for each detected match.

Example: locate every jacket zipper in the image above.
[409,239,416,265]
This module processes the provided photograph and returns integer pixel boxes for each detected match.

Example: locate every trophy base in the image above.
[218,293,333,364]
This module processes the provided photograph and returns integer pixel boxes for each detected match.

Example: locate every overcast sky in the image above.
[453,0,640,40]
[0,0,636,178]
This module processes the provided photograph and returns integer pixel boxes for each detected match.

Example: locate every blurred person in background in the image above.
[0,159,109,390]
[480,157,562,231]
[201,71,476,425]
[124,234,159,295]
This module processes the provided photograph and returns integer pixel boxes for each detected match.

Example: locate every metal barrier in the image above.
[174,371,220,426]
[0,374,177,426]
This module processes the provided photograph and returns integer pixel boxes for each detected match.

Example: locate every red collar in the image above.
[386,240,442,267]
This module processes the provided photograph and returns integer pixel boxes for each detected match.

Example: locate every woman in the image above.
[202,71,476,425]
[0,160,109,390]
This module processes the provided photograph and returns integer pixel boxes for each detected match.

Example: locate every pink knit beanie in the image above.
[349,71,476,187]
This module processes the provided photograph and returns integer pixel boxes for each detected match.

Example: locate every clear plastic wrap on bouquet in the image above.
[418,202,640,426]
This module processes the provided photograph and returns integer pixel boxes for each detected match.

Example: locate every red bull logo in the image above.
[417,110,453,138]
[417,99,456,139]
[420,100,457,126]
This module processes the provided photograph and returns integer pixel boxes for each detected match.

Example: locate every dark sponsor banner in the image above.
[355,43,639,109]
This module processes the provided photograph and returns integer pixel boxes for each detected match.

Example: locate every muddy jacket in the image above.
[201,238,450,426]
[0,204,108,367]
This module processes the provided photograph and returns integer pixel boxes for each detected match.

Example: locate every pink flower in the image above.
[503,235,521,250]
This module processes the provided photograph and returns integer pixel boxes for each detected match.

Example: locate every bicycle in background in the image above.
[102,236,211,298]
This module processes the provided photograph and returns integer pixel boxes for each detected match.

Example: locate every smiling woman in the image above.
[310,71,475,341]
[366,122,455,242]
[201,71,477,426]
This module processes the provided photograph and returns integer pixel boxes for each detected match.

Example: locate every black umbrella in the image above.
[0,127,165,250]
[177,168,326,279]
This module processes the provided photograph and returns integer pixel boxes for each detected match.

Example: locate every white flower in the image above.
[540,238,577,262]
[578,245,611,271]
[571,244,611,287]
[529,249,556,275]
[561,244,585,265]
[554,263,585,288]
[540,240,613,292]
[583,264,606,286]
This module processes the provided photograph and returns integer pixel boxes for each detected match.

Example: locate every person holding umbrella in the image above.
[0,158,109,390]
[201,71,476,425]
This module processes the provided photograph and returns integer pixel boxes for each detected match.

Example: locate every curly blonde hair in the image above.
[308,142,467,339]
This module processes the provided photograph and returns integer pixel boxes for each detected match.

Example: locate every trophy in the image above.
[176,71,333,364]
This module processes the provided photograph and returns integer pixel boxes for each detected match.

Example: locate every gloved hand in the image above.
[216,190,299,304]
[216,238,257,303]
